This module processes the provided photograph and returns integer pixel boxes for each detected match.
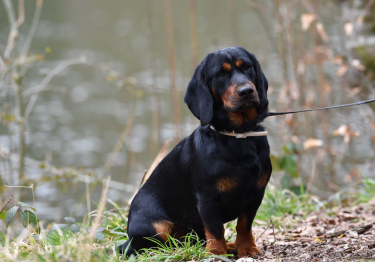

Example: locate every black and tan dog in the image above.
[119,46,272,258]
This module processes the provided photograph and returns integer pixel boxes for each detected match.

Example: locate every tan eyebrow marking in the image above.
[236,60,243,67]
[222,63,231,71]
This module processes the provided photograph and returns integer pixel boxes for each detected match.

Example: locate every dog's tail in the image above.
[118,239,135,257]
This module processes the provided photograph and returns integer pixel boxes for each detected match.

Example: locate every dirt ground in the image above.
[229,199,375,262]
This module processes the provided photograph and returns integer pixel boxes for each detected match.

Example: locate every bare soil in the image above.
[233,199,375,261]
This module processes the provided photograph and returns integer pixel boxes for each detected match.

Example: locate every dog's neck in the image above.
[210,107,267,133]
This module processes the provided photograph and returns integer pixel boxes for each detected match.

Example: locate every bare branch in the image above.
[16,0,25,28]
[0,195,13,215]
[19,0,43,69]
[3,0,18,59]
[24,57,86,122]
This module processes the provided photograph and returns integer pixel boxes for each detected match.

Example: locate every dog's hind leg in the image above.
[118,239,135,257]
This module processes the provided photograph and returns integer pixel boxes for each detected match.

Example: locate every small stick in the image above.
[0,195,13,215]
[255,219,272,242]
[271,219,277,244]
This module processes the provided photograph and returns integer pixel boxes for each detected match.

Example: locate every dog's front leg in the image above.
[197,194,227,255]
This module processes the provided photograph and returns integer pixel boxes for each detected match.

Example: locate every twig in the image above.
[3,0,18,59]
[146,0,161,154]
[188,0,199,70]
[256,219,272,242]
[271,218,276,243]
[19,0,43,71]
[102,85,137,176]
[88,176,111,240]
[15,0,24,28]
[24,57,86,122]
[164,0,181,141]
[0,195,13,215]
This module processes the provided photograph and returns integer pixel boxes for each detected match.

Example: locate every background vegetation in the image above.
[0,0,374,261]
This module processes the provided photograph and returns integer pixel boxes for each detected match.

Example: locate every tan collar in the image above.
[210,125,267,138]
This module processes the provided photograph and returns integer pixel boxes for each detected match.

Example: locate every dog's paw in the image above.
[237,246,263,258]
[206,241,227,255]
[226,242,236,254]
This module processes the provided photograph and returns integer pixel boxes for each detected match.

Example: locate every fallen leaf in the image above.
[304,138,324,149]
[316,22,329,41]
[333,125,359,143]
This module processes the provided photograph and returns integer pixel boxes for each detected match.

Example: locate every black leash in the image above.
[267,98,375,116]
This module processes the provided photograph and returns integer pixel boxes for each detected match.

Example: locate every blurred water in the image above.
[0,0,374,221]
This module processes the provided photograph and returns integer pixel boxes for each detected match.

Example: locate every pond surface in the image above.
[0,0,373,221]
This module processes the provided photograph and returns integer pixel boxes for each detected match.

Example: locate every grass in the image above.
[0,177,374,261]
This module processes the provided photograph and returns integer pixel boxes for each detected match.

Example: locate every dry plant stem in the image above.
[146,0,160,154]
[102,85,136,176]
[306,156,317,193]
[128,139,172,205]
[165,0,181,142]
[209,0,219,48]
[14,78,25,180]
[85,175,91,216]
[256,219,272,242]
[19,0,43,71]
[245,0,276,56]
[188,0,199,71]
[228,0,239,45]
[0,195,13,215]
[15,0,24,27]
[271,219,276,243]
[5,109,15,183]
[3,0,18,59]
[275,0,290,88]
[88,176,111,240]
[24,58,85,121]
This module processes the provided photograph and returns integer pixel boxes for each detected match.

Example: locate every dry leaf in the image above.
[344,22,353,36]
[333,125,359,143]
[337,64,348,76]
[316,22,329,41]
[357,15,364,25]
[316,238,325,243]
[304,138,324,149]
[352,59,366,71]
[291,135,300,144]
[301,13,315,31]
[333,56,344,65]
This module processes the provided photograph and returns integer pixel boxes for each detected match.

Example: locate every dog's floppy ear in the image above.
[238,47,269,112]
[250,53,269,112]
[184,58,214,126]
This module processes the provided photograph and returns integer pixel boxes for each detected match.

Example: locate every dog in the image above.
[119,46,272,258]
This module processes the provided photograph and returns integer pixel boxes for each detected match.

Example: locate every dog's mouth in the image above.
[224,96,260,113]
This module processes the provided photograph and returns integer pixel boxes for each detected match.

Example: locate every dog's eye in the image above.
[243,65,251,70]
[218,72,226,77]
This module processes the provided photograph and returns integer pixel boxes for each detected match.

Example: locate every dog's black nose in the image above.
[237,86,254,98]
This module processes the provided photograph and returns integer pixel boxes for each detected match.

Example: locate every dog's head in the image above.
[184,47,269,127]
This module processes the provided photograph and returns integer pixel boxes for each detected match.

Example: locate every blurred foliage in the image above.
[356,44,375,80]
[271,141,303,194]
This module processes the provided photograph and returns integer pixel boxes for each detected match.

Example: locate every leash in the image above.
[211,98,375,138]
[268,98,375,116]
